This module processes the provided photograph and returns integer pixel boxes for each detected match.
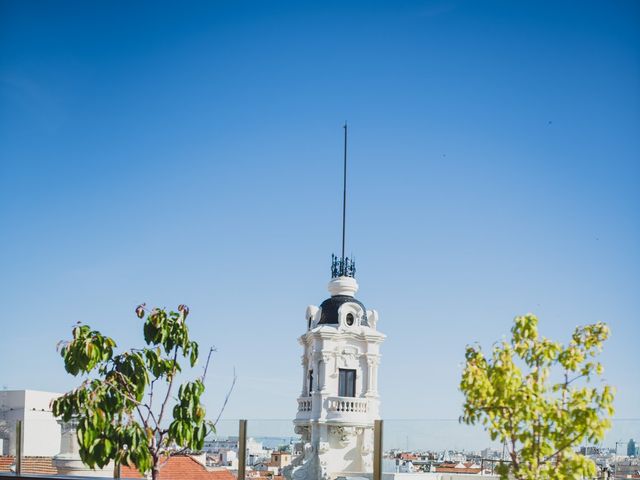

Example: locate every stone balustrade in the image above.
[327,396,368,413]
[297,397,312,412]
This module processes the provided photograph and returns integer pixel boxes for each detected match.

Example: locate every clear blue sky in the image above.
[1,0,638,427]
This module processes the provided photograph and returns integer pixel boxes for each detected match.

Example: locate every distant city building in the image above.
[204,436,271,467]
[270,451,292,470]
[0,390,61,456]
[628,438,638,457]
[579,446,606,456]
[612,458,640,477]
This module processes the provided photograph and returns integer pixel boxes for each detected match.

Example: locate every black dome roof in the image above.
[318,295,368,326]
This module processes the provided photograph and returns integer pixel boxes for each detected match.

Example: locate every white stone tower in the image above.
[285,258,385,480]
[285,124,384,480]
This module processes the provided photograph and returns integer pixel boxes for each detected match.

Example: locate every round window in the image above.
[346,313,354,326]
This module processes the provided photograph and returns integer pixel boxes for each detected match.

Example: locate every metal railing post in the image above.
[373,419,383,480]
[238,419,247,480]
[15,420,23,475]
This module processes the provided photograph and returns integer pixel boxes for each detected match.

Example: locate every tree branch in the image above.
[157,345,180,428]
[541,428,588,464]
[146,379,157,424]
[201,346,216,382]
[213,368,237,427]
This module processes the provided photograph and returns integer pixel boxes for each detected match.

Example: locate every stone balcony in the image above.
[297,397,312,412]
[295,395,372,424]
[295,396,313,421]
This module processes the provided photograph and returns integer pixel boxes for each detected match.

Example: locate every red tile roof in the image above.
[399,453,418,461]
[434,461,482,474]
[121,455,236,480]
[435,466,481,474]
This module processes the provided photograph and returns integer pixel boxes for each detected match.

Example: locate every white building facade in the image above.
[286,257,385,480]
[0,390,61,457]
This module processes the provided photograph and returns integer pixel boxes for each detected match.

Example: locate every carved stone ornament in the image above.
[368,310,378,329]
[294,425,310,442]
[362,452,373,471]
[366,355,380,367]
[330,425,356,444]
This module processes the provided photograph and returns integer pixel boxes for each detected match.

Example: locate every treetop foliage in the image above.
[460,314,614,480]
[52,304,213,478]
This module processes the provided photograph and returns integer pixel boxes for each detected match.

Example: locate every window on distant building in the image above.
[309,370,314,394]
[339,368,356,397]
[346,313,354,326]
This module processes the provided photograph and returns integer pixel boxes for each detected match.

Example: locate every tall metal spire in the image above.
[331,123,356,279]
[341,122,348,263]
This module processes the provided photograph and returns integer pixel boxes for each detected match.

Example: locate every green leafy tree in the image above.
[460,314,614,480]
[52,304,214,480]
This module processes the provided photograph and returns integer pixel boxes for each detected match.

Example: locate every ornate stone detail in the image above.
[368,309,379,329]
[285,439,314,480]
[338,346,359,368]
[294,425,310,441]
[330,425,356,444]
[366,355,380,367]
[362,451,373,471]
[361,427,374,471]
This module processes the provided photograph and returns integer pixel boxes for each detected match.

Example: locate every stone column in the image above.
[320,354,332,392]
[301,356,308,396]
[365,357,374,396]
[53,420,114,477]
[318,360,325,392]
[372,362,379,393]
[310,351,322,394]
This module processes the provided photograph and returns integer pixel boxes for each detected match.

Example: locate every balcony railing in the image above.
[297,397,312,412]
[327,396,368,413]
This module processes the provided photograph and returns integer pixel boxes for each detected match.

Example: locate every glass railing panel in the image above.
[6,417,638,478]
[244,419,301,478]
[382,419,503,474]
[203,419,241,478]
